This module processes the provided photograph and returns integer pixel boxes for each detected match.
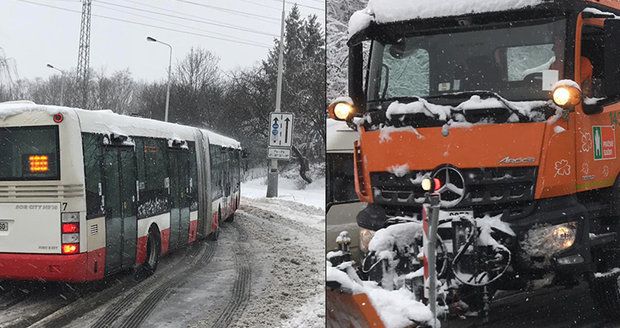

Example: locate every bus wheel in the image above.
[209,227,220,241]
[141,228,161,277]
[209,209,221,241]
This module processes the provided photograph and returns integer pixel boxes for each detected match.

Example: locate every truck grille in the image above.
[371,167,537,220]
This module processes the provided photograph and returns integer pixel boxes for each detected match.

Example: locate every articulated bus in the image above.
[0,101,241,282]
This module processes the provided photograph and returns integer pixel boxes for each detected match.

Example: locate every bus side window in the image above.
[82,133,104,219]
[138,138,169,218]
[210,145,223,200]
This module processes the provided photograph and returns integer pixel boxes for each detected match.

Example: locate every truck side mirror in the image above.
[348,43,366,112]
[241,149,248,159]
[604,19,620,99]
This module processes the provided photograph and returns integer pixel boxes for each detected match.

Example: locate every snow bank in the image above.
[242,176,325,210]
[349,0,548,37]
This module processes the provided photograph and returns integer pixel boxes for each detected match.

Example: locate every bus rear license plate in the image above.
[0,221,8,232]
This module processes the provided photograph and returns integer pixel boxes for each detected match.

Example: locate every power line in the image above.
[123,0,277,37]
[236,0,324,12]
[177,0,280,22]
[94,0,278,38]
[274,0,325,11]
[93,2,272,44]
[16,0,272,48]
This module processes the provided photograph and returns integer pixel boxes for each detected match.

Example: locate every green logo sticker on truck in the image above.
[593,126,616,160]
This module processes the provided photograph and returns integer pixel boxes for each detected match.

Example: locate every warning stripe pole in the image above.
[423,194,441,327]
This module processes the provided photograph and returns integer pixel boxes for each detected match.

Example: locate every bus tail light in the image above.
[62,223,79,233]
[61,212,80,255]
[62,243,79,255]
[61,212,79,222]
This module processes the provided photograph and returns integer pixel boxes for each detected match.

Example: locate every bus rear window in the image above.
[0,126,60,180]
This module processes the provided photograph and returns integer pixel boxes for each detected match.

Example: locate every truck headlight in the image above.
[551,223,577,249]
[521,222,577,258]
[359,228,376,253]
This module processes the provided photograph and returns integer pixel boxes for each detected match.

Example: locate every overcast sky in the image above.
[0,0,324,82]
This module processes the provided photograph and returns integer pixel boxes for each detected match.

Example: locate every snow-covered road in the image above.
[0,195,324,328]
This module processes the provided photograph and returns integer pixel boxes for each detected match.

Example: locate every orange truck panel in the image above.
[326,289,386,328]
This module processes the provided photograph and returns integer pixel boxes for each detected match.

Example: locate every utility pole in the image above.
[266,0,286,198]
[77,0,92,109]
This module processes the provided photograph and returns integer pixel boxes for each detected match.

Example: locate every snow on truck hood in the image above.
[349,0,549,37]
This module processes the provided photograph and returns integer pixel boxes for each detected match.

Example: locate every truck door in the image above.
[574,16,617,194]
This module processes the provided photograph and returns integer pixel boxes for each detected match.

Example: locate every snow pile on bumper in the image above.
[327,261,433,328]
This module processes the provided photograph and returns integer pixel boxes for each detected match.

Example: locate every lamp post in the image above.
[147,36,172,122]
[46,63,65,106]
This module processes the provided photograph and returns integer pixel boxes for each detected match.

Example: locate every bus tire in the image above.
[209,209,221,241]
[142,227,161,276]
[590,272,620,321]
[209,227,220,241]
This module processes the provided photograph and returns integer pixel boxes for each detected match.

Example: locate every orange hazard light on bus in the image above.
[62,243,79,255]
[28,155,49,173]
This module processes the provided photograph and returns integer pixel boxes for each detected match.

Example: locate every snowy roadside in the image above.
[241,175,325,231]
[238,174,325,328]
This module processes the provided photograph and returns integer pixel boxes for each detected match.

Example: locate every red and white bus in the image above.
[0,101,241,282]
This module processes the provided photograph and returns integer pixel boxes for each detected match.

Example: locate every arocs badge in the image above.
[593,126,616,161]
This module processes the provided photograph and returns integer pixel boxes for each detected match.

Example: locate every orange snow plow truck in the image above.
[327,0,620,326]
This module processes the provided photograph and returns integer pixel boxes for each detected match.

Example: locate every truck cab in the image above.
[330,0,620,317]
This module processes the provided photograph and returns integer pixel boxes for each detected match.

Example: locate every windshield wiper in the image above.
[425,90,530,121]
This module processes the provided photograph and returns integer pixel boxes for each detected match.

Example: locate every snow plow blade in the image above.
[326,288,385,328]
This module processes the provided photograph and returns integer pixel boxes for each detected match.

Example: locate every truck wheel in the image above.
[590,272,620,320]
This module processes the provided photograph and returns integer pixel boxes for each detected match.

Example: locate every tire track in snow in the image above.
[117,239,218,328]
[21,238,214,328]
[211,221,252,328]
[91,239,217,328]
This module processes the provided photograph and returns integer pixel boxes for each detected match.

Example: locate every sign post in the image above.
[266,0,287,198]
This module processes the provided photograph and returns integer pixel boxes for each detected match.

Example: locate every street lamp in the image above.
[46,63,65,106]
[146,36,172,122]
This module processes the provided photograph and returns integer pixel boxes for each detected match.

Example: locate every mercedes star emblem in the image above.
[432,167,466,207]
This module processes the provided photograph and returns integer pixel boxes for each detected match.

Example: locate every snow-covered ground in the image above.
[242,175,325,210]
[238,168,325,328]
[241,166,326,231]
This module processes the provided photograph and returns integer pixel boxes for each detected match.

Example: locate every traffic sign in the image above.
[269,112,294,147]
[268,147,291,160]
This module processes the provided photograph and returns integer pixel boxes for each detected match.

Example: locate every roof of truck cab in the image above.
[348,0,620,38]
[0,101,241,149]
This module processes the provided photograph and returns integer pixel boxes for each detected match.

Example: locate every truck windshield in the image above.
[0,126,60,180]
[368,19,566,103]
